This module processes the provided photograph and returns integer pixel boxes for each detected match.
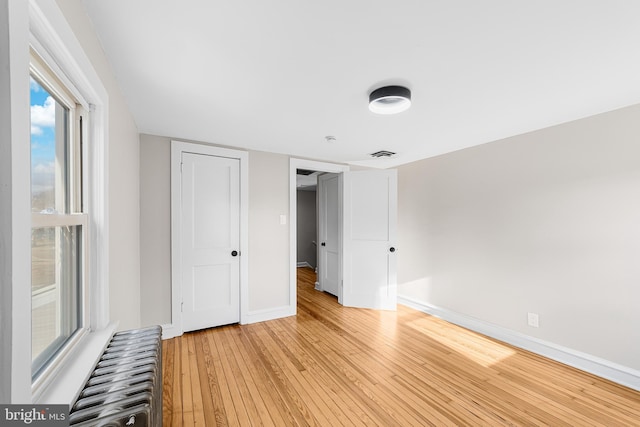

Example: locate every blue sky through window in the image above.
[30,77,56,199]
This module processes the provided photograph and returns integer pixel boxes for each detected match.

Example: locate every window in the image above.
[30,50,89,381]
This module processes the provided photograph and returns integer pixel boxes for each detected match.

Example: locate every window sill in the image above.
[33,322,117,406]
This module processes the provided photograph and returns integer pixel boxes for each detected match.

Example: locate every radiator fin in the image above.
[69,326,163,426]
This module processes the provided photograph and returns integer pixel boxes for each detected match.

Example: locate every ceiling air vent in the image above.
[369,150,396,158]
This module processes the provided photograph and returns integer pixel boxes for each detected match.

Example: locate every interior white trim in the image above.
[398,295,640,392]
[7,0,112,404]
[29,0,111,333]
[289,159,349,315]
[244,305,296,325]
[161,323,180,340]
[170,141,249,336]
[33,322,117,404]
[2,0,31,403]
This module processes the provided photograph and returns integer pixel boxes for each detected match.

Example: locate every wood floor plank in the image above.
[185,333,207,425]
[233,327,294,426]
[220,326,276,427]
[262,321,344,426]
[243,324,318,426]
[300,315,451,426]
[207,328,249,426]
[276,318,374,427]
[191,331,223,426]
[162,336,175,426]
[180,332,195,426]
[163,267,640,426]
[259,321,338,425]
[225,328,282,426]
[279,317,380,427]
[171,337,184,426]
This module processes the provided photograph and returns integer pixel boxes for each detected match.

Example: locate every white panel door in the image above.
[318,173,341,297]
[181,152,240,331]
[342,170,397,310]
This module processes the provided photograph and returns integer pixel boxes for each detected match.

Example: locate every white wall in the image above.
[249,151,291,312]
[139,134,171,326]
[56,0,141,331]
[139,135,291,326]
[398,104,640,371]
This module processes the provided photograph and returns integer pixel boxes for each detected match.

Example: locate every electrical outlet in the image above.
[527,312,539,328]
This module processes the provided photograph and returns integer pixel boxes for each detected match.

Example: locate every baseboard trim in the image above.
[398,295,640,392]
[296,261,313,268]
[243,305,296,325]
[161,304,296,337]
[161,323,181,340]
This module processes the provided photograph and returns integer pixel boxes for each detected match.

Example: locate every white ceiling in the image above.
[83,0,640,168]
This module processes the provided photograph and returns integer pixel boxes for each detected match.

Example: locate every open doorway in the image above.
[295,169,325,308]
[296,170,342,300]
[289,159,349,311]
[289,159,399,313]
[295,168,319,285]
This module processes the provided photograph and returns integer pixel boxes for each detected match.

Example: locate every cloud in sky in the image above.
[33,161,55,174]
[31,96,55,136]
[30,77,41,92]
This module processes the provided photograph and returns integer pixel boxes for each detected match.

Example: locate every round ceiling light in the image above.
[369,85,411,115]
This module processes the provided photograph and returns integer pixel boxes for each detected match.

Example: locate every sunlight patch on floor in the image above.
[376,310,400,339]
[407,317,516,368]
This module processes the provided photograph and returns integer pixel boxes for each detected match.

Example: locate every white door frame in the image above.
[170,141,249,338]
[289,159,349,311]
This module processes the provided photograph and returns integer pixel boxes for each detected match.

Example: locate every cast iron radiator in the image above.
[68,325,163,426]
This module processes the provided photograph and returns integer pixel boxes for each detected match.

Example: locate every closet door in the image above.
[180,152,240,331]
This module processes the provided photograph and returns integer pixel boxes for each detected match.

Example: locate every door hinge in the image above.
[181,301,184,312]
[180,162,183,173]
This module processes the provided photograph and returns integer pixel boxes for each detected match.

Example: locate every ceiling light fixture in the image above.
[369,85,411,115]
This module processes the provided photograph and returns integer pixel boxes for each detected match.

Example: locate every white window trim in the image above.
[3,0,32,404]
[26,0,113,404]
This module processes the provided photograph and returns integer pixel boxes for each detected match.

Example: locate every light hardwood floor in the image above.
[162,267,640,426]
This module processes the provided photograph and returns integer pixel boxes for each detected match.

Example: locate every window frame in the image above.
[26,0,112,404]
[29,48,91,390]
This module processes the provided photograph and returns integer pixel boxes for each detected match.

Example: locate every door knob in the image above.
[321,242,326,246]
[231,250,239,257]
[389,247,396,253]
